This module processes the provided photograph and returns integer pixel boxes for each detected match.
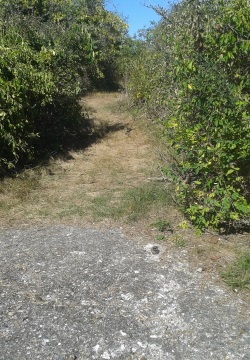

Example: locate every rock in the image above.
[210,255,221,261]
[208,236,219,244]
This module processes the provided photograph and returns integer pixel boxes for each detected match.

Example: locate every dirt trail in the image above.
[0,92,171,231]
[1,92,249,295]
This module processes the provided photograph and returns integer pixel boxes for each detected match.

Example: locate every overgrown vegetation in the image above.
[124,0,250,232]
[0,0,127,175]
[1,0,250,234]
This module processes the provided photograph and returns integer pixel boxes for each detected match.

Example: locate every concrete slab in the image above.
[0,226,249,359]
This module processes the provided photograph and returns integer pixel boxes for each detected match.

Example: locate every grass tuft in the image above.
[156,234,166,241]
[120,183,171,222]
[222,252,250,291]
[151,219,172,232]
[173,235,186,248]
[89,182,172,222]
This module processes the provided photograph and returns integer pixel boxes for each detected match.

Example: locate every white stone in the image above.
[93,344,100,353]
[120,330,127,337]
[102,351,110,359]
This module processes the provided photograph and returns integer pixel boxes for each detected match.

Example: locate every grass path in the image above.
[0,92,176,231]
[0,92,249,295]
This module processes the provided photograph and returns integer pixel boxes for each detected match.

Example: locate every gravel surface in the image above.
[0,226,249,360]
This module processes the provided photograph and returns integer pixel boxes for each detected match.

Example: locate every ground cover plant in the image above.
[124,0,250,232]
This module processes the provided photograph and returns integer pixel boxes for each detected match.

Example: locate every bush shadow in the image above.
[1,96,127,178]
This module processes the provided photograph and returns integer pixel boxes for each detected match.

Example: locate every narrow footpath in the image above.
[0,93,249,359]
[0,92,173,231]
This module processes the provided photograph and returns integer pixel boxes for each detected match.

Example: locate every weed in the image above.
[156,234,165,241]
[222,252,250,291]
[179,220,190,230]
[151,219,172,232]
[174,235,186,248]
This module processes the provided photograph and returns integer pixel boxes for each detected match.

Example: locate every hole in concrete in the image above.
[151,245,160,255]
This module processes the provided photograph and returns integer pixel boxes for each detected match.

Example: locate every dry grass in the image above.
[1,92,249,296]
[0,92,177,230]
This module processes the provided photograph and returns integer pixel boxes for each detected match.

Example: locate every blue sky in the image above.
[105,0,168,37]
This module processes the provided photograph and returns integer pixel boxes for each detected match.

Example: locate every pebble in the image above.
[102,351,110,359]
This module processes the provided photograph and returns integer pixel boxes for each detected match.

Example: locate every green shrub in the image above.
[0,0,128,174]
[125,0,250,231]
[0,31,55,171]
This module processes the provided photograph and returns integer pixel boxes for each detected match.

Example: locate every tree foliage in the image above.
[0,0,127,174]
[125,0,250,231]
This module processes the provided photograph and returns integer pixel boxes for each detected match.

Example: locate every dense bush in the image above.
[0,0,127,174]
[125,0,250,231]
[0,27,55,171]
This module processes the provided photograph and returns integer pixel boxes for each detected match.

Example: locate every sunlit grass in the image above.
[89,182,172,222]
